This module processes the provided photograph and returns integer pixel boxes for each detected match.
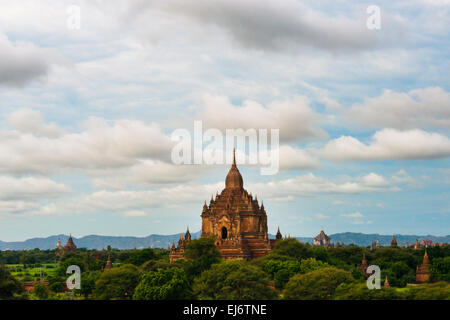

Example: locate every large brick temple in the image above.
[170,149,282,262]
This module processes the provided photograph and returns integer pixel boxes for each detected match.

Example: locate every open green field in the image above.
[6,263,59,281]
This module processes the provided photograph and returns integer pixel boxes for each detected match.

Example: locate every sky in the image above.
[0,0,449,241]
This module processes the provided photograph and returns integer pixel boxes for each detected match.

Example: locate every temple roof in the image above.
[64,234,77,250]
[202,150,263,216]
[314,229,330,241]
[225,148,243,190]
[422,249,430,265]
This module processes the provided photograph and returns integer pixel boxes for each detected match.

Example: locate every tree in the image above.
[312,246,330,263]
[270,258,329,290]
[381,261,415,288]
[328,246,366,267]
[299,258,329,274]
[33,284,49,300]
[334,282,404,300]
[271,238,313,260]
[407,282,450,300]
[83,253,103,271]
[47,274,65,293]
[134,267,192,300]
[125,248,156,266]
[262,259,301,279]
[194,260,278,300]
[183,237,222,278]
[0,264,24,299]
[284,267,354,300]
[371,247,417,270]
[141,259,173,273]
[80,271,101,298]
[430,256,450,281]
[58,256,86,276]
[274,269,291,290]
[93,264,141,300]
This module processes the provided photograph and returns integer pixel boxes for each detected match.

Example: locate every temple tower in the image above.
[170,149,280,262]
[62,234,77,255]
[391,235,398,247]
[416,249,431,283]
[104,255,112,270]
[359,254,369,279]
[313,228,331,247]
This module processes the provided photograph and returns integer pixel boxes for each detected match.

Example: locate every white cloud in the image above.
[0,32,67,86]
[340,212,364,218]
[158,0,404,52]
[197,94,326,142]
[315,213,330,220]
[360,173,389,187]
[90,160,210,189]
[278,145,318,170]
[26,182,224,217]
[7,108,65,138]
[340,211,370,225]
[344,87,450,130]
[0,111,175,175]
[0,169,406,218]
[0,176,70,201]
[124,210,148,217]
[320,129,450,161]
[391,169,415,185]
[247,172,402,200]
[332,200,346,206]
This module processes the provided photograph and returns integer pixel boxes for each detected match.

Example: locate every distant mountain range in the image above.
[1,232,449,251]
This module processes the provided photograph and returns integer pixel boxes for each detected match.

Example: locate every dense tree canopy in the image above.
[194,260,278,300]
[33,284,49,300]
[405,282,450,300]
[93,264,141,300]
[124,248,156,266]
[134,267,192,300]
[271,238,313,260]
[284,267,354,300]
[430,257,450,282]
[334,282,404,300]
[183,237,222,278]
[0,264,24,299]
[0,240,448,300]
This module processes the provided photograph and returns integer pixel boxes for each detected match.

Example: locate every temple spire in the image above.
[384,276,390,287]
[225,148,243,190]
[276,226,282,240]
[105,255,112,270]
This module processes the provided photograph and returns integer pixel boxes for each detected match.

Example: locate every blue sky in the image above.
[0,0,449,241]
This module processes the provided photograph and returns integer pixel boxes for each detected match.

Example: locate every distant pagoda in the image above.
[391,235,398,247]
[104,255,112,270]
[313,228,331,247]
[416,249,430,283]
[62,234,77,255]
[358,254,369,279]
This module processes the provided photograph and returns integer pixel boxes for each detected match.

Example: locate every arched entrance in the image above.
[221,227,228,239]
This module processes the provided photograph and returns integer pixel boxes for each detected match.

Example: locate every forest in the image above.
[1,238,449,300]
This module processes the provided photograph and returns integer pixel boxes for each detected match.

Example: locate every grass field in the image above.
[6,263,59,281]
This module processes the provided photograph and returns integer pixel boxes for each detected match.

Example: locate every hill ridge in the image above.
[1,231,449,250]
